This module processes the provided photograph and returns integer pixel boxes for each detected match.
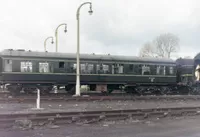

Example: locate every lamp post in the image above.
[55,23,67,52]
[44,36,54,52]
[75,2,93,96]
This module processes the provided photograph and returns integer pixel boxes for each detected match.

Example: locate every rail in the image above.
[1,95,200,103]
[1,106,200,128]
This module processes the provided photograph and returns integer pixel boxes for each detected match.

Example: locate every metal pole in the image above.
[44,41,47,52]
[75,2,93,96]
[31,88,44,110]
[76,14,81,96]
[55,23,67,52]
[55,31,58,52]
[44,36,54,52]
[36,89,40,109]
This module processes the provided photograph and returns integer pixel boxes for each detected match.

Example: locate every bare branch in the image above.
[161,33,179,58]
[139,42,156,57]
[139,33,179,58]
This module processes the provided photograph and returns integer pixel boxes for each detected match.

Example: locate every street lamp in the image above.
[44,36,54,52]
[75,2,93,96]
[55,23,67,52]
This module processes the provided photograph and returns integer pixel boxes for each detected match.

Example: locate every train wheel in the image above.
[37,85,53,95]
[190,85,200,95]
[68,87,75,95]
[65,85,75,95]
[101,89,113,95]
[7,85,22,96]
[101,91,109,96]
[176,85,190,95]
[10,89,20,96]
[135,87,145,96]
[125,86,140,95]
[160,87,169,95]
[108,89,113,94]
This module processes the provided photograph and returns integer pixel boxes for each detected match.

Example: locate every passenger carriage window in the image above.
[138,65,142,75]
[81,64,86,73]
[124,64,132,74]
[66,63,76,73]
[39,62,49,73]
[113,64,118,74]
[80,63,94,74]
[103,64,109,74]
[59,62,65,68]
[96,64,110,74]
[87,64,94,74]
[80,63,95,74]
[4,59,12,72]
[150,65,156,75]
[169,66,174,75]
[142,65,150,75]
[118,64,124,74]
[133,64,141,75]
[100,64,103,71]
[157,66,166,75]
[112,64,123,74]
[163,66,166,75]
[73,64,77,69]
[111,64,115,73]
[129,64,133,71]
[49,64,54,73]
[156,66,160,75]
[165,66,169,75]
[96,64,100,73]
[112,65,115,74]
[21,61,32,72]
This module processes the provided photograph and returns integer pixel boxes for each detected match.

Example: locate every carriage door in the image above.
[4,59,12,72]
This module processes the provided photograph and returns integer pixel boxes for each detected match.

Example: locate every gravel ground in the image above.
[1,99,200,114]
[2,115,200,137]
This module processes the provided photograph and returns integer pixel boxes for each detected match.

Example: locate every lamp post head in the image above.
[88,10,93,15]
[64,24,67,33]
[88,3,93,15]
[51,41,54,44]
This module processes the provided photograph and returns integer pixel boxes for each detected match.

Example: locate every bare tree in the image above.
[139,42,156,57]
[154,33,179,58]
[139,33,179,58]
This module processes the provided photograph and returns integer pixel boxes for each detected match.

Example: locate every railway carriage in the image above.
[0,49,177,95]
[176,58,194,84]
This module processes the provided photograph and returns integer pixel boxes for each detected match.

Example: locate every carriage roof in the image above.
[0,49,175,64]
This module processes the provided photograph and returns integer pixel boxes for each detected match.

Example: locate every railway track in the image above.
[1,95,200,103]
[1,106,200,128]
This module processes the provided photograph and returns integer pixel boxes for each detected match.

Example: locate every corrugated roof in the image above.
[0,49,175,63]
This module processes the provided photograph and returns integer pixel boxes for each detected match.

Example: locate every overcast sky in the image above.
[0,0,199,58]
